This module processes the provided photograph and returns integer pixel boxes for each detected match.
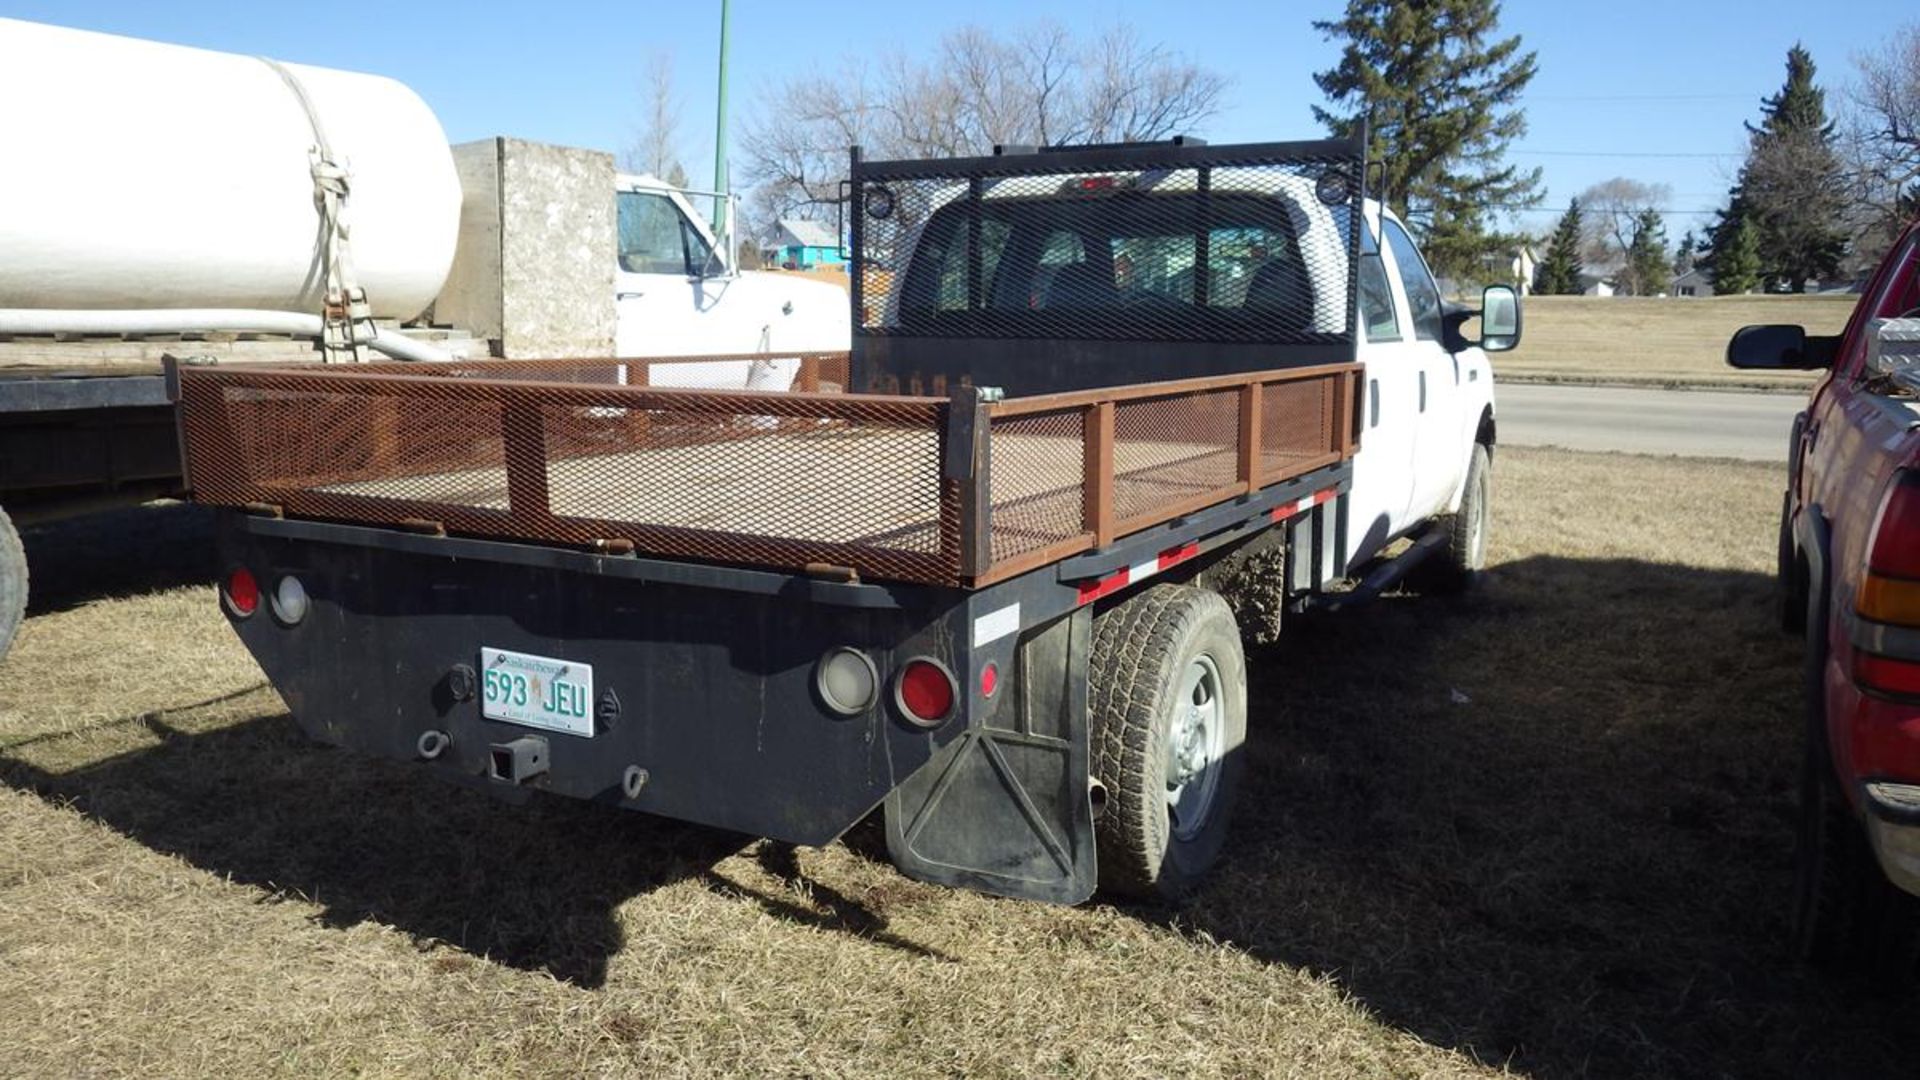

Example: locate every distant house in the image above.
[1473,246,1538,295]
[1578,272,1617,298]
[1511,246,1538,296]
[764,219,843,269]
[1671,267,1713,297]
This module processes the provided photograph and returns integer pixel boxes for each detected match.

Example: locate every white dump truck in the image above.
[0,17,850,659]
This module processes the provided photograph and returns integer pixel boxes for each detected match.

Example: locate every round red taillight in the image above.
[980,662,999,698]
[223,567,259,618]
[896,659,956,727]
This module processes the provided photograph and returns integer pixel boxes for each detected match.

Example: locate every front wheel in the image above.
[0,504,25,663]
[1415,443,1490,594]
[1088,585,1248,902]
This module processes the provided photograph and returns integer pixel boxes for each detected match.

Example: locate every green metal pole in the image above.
[712,0,730,236]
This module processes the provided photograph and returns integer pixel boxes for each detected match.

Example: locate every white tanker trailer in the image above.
[0,18,852,660]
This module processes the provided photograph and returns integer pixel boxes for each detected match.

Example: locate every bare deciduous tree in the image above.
[1845,24,1920,269]
[739,21,1229,227]
[1578,178,1671,294]
[624,52,688,187]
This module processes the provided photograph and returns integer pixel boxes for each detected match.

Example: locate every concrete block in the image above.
[439,138,615,359]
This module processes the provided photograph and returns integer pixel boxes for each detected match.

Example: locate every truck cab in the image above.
[854,153,1510,580]
[613,174,849,390]
[1729,221,1920,982]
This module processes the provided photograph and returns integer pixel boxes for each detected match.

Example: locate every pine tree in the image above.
[1714,215,1762,295]
[1532,199,1585,295]
[1737,45,1848,291]
[1625,210,1669,296]
[1672,230,1697,277]
[1313,0,1542,280]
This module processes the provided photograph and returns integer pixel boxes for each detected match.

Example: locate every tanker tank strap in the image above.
[259,56,379,364]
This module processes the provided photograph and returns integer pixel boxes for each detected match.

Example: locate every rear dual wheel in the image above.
[1089,585,1248,902]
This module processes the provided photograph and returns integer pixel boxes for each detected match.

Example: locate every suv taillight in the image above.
[1857,471,1920,628]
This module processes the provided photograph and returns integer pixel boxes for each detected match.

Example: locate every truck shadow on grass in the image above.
[19,501,217,615]
[0,705,751,988]
[1176,554,1920,1080]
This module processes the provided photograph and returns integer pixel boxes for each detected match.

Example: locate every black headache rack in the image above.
[849,135,1367,397]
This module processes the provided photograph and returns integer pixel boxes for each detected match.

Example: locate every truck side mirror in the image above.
[1727,324,1834,370]
[1479,284,1521,353]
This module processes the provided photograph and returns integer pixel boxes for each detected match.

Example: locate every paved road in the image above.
[1497,383,1806,462]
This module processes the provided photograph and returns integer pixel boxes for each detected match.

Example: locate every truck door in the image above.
[1379,218,1463,523]
[1343,221,1424,568]
[614,188,776,387]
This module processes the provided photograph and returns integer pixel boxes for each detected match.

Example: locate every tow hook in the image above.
[488,735,549,785]
[416,729,451,760]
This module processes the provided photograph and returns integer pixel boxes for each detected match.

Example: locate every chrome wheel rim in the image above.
[1166,653,1226,842]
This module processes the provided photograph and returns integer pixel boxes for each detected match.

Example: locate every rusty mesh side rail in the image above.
[973,362,1362,584]
[180,356,1358,587]
[179,355,956,583]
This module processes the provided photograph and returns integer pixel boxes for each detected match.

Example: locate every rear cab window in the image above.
[896,187,1343,340]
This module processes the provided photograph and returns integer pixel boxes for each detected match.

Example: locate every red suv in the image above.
[1730,222,1920,982]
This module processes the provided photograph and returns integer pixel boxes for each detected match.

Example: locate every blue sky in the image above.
[10,0,1913,241]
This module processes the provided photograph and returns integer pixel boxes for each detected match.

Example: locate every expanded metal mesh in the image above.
[181,356,954,584]
[180,355,1358,586]
[1260,377,1339,484]
[1111,390,1240,525]
[987,409,1085,563]
[853,146,1361,347]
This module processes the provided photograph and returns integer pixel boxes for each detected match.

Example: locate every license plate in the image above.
[480,647,595,737]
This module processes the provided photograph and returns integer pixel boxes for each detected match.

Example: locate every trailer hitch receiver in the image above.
[488,735,549,785]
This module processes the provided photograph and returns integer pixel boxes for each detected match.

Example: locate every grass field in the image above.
[1,448,1916,1077]
[1500,294,1856,390]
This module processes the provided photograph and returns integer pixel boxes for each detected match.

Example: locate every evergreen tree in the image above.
[1672,230,1697,277]
[1735,46,1848,291]
[1313,0,1542,280]
[1532,199,1585,295]
[1714,215,1762,295]
[1704,192,1754,289]
[1624,210,1669,295]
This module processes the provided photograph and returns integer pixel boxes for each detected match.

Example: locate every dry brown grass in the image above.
[0,452,1914,1077]
[1504,294,1855,390]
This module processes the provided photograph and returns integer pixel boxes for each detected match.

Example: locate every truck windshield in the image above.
[892,191,1344,343]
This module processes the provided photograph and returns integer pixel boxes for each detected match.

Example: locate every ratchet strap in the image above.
[261,56,378,363]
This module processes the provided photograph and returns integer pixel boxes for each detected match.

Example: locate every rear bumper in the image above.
[219,512,968,847]
[1863,783,1920,897]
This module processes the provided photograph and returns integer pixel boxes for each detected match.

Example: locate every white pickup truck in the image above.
[181,135,1513,905]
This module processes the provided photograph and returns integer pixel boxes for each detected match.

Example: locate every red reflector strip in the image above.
[1855,652,1920,699]
[1075,541,1205,606]
[1271,487,1339,523]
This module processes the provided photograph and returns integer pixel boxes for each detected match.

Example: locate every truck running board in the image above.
[1311,528,1450,613]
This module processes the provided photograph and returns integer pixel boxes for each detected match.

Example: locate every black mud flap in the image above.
[884,607,1098,904]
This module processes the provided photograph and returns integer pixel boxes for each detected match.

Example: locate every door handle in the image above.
[1369,379,1380,428]
[1419,371,1428,413]
[617,291,645,301]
